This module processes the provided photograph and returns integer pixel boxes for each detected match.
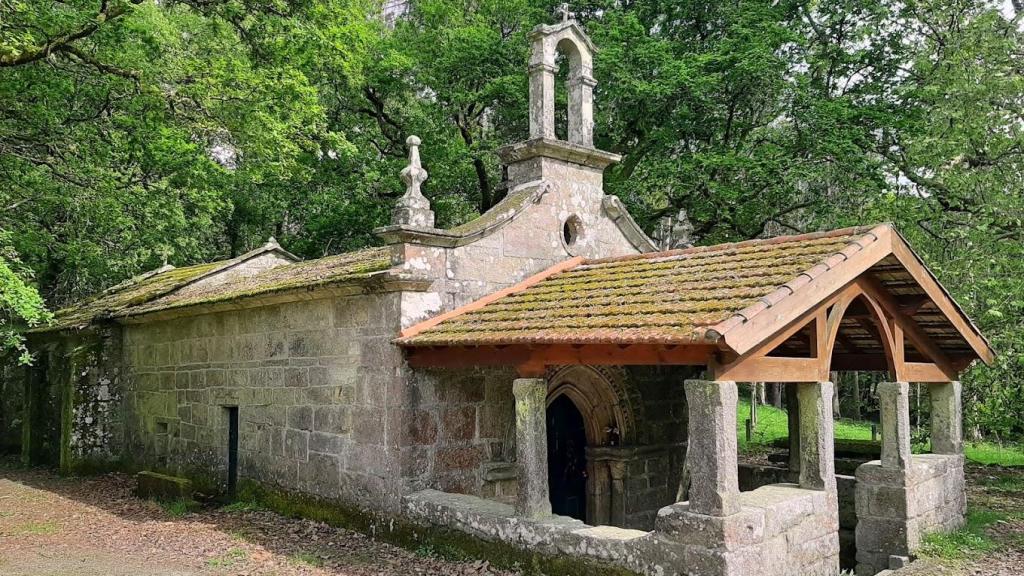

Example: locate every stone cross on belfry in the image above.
[528,8,596,147]
[391,135,435,228]
[557,3,573,23]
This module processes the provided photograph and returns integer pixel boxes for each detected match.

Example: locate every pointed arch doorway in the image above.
[545,366,636,526]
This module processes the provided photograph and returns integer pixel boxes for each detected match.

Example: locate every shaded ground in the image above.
[1,458,1021,576]
[0,462,511,576]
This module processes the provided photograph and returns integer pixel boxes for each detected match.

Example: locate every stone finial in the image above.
[392,135,435,228]
[264,236,281,250]
[653,208,696,250]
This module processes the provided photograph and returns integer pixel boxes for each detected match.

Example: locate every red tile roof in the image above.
[398,225,886,347]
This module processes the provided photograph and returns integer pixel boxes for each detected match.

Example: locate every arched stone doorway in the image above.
[545,366,636,526]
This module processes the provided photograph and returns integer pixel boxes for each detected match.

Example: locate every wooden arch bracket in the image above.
[710,278,959,383]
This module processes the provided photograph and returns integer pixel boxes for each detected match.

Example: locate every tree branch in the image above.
[0,0,144,68]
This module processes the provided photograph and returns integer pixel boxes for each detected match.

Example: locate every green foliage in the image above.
[2,1,1024,440]
[0,236,51,364]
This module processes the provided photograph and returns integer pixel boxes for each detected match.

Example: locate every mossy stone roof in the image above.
[45,262,224,331]
[399,226,880,347]
[43,246,391,331]
[123,247,390,317]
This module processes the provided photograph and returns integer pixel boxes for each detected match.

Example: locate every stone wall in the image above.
[854,454,966,575]
[65,327,124,470]
[399,367,518,498]
[405,482,841,576]
[121,293,406,508]
[407,366,689,531]
[621,367,690,528]
[0,361,26,454]
[739,463,858,568]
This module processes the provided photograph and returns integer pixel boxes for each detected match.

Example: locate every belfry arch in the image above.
[528,21,597,146]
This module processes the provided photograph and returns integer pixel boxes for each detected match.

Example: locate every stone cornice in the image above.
[497,138,621,170]
[602,195,659,253]
[374,181,550,248]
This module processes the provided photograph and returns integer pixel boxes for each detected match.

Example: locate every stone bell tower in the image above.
[499,10,621,191]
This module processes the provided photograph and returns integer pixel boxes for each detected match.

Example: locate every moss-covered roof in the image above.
[44,261,225,331]
[399,226,881,347]
[42,246,391,331]
[121,247,391,317]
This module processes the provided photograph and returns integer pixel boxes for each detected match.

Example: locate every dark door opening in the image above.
[546,395,587,521]
[226,406,239,498]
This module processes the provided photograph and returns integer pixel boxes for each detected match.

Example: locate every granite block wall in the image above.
[854,454,966,575]
[121,293,405,509]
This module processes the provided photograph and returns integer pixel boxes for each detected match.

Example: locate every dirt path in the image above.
[0,464,511,576]
[2,461,1021,576]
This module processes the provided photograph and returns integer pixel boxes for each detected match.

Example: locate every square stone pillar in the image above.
[798,381,837,492]
[567,75,596,147]
[684,379,740,516]
[878,381,912,470]
[930,381,963,455]
[528,64,556,139]
[513,378,551,519]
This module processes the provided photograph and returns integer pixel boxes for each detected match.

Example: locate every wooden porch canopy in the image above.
[397,224,994,383]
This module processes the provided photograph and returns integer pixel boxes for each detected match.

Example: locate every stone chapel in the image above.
[2,16,994,576]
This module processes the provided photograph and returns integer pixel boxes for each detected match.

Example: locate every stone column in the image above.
[528,63,556,140]
[798,381,837,492]
[608,460,626,527]
[684,380,740,516]
[513,378,551,519]
[567,74,596,147]
[879,381,912,470]
[930,381,963,455]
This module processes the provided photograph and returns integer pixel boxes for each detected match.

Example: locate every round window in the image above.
[562,215,582,248]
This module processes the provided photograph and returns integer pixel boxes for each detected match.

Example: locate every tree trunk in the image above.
[770,382,783,408]
[851,372,861,420]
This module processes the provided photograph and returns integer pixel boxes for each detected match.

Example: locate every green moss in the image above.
[403,231,870,347]
[237,481,641,576]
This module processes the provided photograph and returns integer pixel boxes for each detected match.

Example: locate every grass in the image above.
[736,399,1024,467]
[980,475,1024,493]
[157,498,198,517]
[220,500,264,513]
[206,547,248,568]
[917,509,1018,560]
[10,521,58,536]
[414,543,471,562]
[736,399,872,452]
[289,551,324,567]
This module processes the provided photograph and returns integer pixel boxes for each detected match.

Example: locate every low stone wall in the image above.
[739,463,857,568]
[405,483,840,576]
[854,454,966,575]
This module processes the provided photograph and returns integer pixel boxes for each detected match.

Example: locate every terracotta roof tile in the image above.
[399,225,883,347]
